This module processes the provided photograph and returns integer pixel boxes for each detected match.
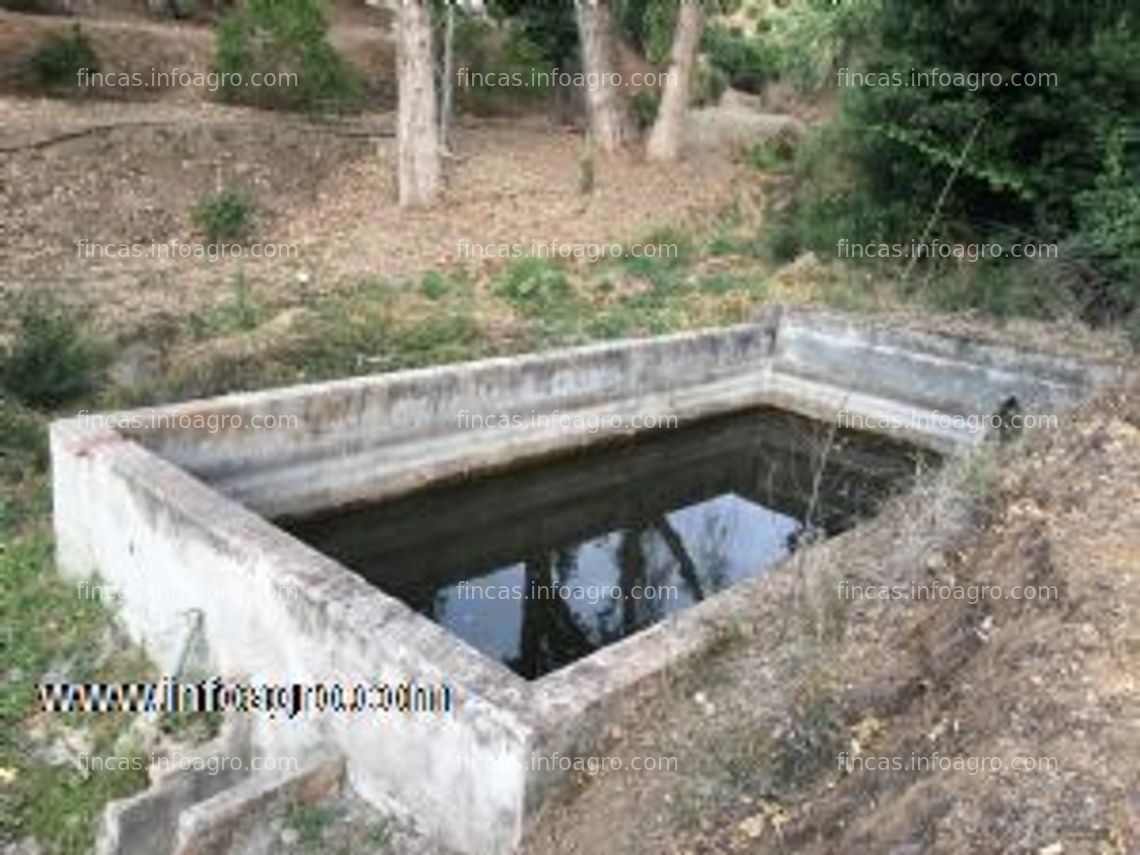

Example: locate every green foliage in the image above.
[0,402,47,511]
[841,0,1140,238]
[761,122,892,262]
[629,89,661,130]
[818,0,1140,323]
[212,0,361,113]
[619,227,692,282]
[1070,128,1140,321]
[492,257,572,315]
[701,23,780,94]
[210,272,263,333]
[420,270,454,300]
[191,188,251,246]
[1,296,104,410]
[30,25,98,90]
[766,0,877,92]
[487,0,578,67]
[0,530,149,855]
[742,128,798,172]
[453,15,550,115]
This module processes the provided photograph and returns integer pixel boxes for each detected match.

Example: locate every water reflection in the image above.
[281,407,934,679]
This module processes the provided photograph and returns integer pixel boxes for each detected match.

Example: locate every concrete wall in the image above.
[51,307,1120,854]
[51,421,535,855]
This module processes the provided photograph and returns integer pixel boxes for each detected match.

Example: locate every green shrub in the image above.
[0,400,47,495]
[701,24,780,94]
[765,0,876,93]
[811,0,1140,323]
[420,271,452,301]
[629,89,660,131]
[743,129,798,172]
[840,0,1140,240]
[213,0,361,113]
[453,16,550,116]
[1,297,104,410]
[490,0,578,67]
[191,188,251,245]
[491,258,572,315]
[30,25,98,90]
[1070,129,1140,322]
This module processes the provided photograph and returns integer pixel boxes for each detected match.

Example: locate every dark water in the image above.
[281,407,935,679]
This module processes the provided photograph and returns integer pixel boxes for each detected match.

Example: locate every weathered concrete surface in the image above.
[97,719,251,855]
[52,306,1122,855]
[174,747,344,855]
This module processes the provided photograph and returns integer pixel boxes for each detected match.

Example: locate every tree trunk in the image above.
[573,0,633,153]
[647,0,703,162]
[395,0,441,206]
[439,1,456,154]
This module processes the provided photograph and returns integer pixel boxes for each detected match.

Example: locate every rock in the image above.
[737,812,767,839]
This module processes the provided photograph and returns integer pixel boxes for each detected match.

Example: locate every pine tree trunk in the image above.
[647,0,703,162]
[573,0,633,153]
[396,0,442,206]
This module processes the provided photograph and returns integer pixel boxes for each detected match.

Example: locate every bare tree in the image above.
[394,0,442,206]
[647,0,704,161]
[573,0,633,152]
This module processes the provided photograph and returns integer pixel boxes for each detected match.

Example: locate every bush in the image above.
[629,89,660,130]
[840,0,1140,240]
[743,128,798,172]
[30,25,98,90]
[213,0,361,113]
[701,24,780,94]
[453,16,550,116]
[1070,129,1140,322]
[768,0,1140,325]
[191,188,251,245]
[1,297,104,410]
[491,258,572,315]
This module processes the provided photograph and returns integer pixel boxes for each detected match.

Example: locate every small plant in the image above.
[226,272,261,331]
[420,271,452,301]
[491,257,571,314]
[701,24,780,94]
[629,89,661,131]
[285,803,343,850]
[1,296,104,410]
[743,131,798,172]
[191,188,251,246]
[30,25,98,90]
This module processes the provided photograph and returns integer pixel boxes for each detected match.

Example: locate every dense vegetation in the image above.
[212,0,361,112]
[768,0,1139,330]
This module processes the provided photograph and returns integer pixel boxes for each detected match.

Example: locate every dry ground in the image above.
[1,94,747,337]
